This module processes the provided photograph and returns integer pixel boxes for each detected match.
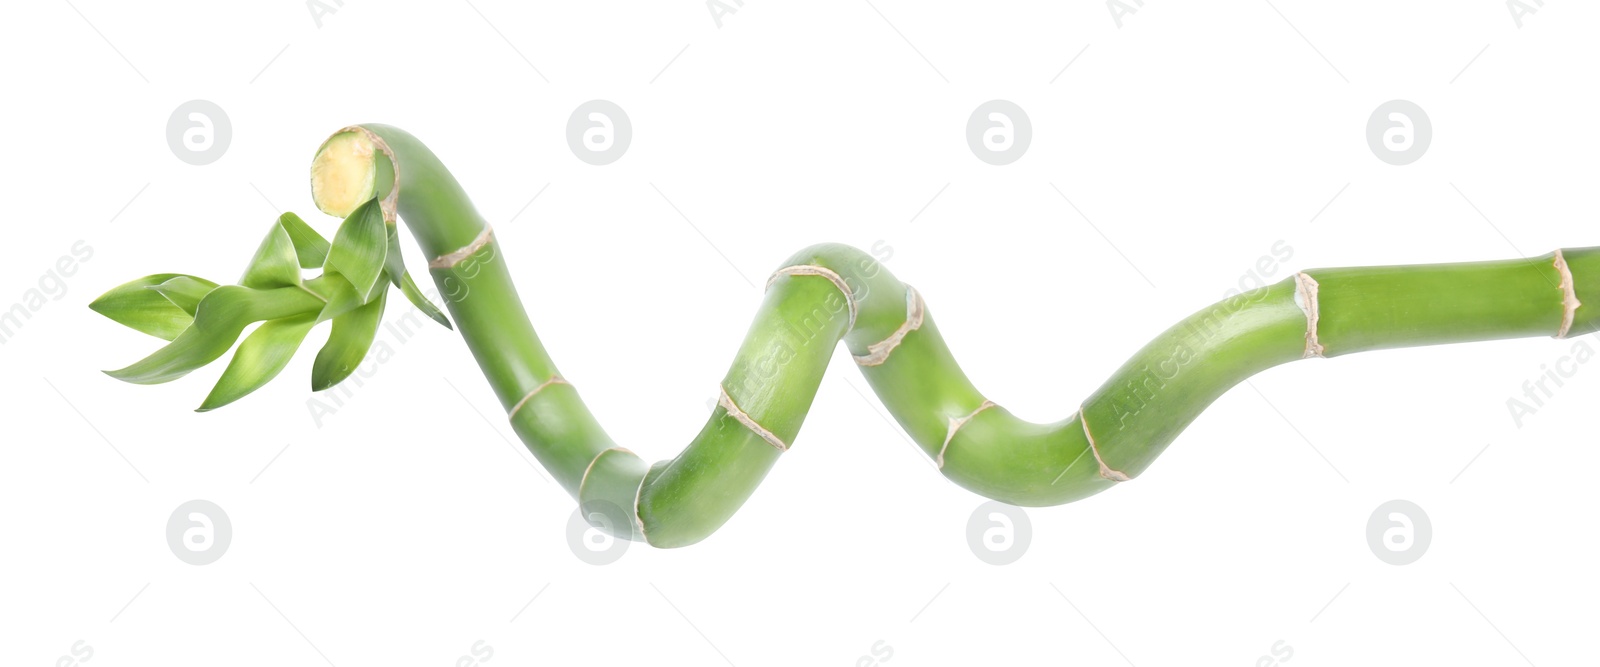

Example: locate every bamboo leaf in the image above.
[279,212,331,269]
[105,286,317,385]
[384,222,407,289]
[240,222,303,290]
[307,271,364,324]
[151,276,221,316]
[311,291,387,391]
[198,313,318,411]
[377,221,451,330]
[398,271,452,330]
[327,197,388,303]
[89,273,199,340]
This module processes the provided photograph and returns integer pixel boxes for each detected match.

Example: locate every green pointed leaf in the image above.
[398,271,452,330]
[105,286,319,385]
[240,222,303,290]
[279,212,331,269]
[150,276,221,316]
[384,222,407,288]
[90,273,197,340]
[198,313,318,411]
[311,291,387,391]
[306,271,364,324]
[377,218,450,330]
[326,197,388,303]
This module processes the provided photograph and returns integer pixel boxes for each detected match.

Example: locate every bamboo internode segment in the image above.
[345,125,1600,547]
[92,123,1600,549]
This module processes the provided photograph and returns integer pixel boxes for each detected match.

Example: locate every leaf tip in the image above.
[195,392,232,413]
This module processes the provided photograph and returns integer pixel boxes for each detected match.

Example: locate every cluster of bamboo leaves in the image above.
[90,197,450,411]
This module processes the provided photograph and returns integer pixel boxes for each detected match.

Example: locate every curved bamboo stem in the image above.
[298,124,1600,548]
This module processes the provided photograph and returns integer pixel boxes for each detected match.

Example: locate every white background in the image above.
[2,1,1597,665]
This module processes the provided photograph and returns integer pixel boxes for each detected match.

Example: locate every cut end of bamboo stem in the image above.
[311,126,400,225]
[311,130,380,219]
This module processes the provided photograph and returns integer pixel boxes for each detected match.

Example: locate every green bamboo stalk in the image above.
[93,124,1600,549]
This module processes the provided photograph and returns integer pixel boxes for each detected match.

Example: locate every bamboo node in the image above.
[765,264,858,332]
[507,375,568,419]
[1080,410,1131,482]
[937,400,996,469]
[430,226,495,269]
[577,446,638,501]
[854,285,925,366]
[718,385,789,452]
[633,468,651,545]
[1294,272,1326,358]
[1554,249,1581,338]
[1050,427,1095,486]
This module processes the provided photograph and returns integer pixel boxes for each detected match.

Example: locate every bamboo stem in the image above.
[300,125,1600,547]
